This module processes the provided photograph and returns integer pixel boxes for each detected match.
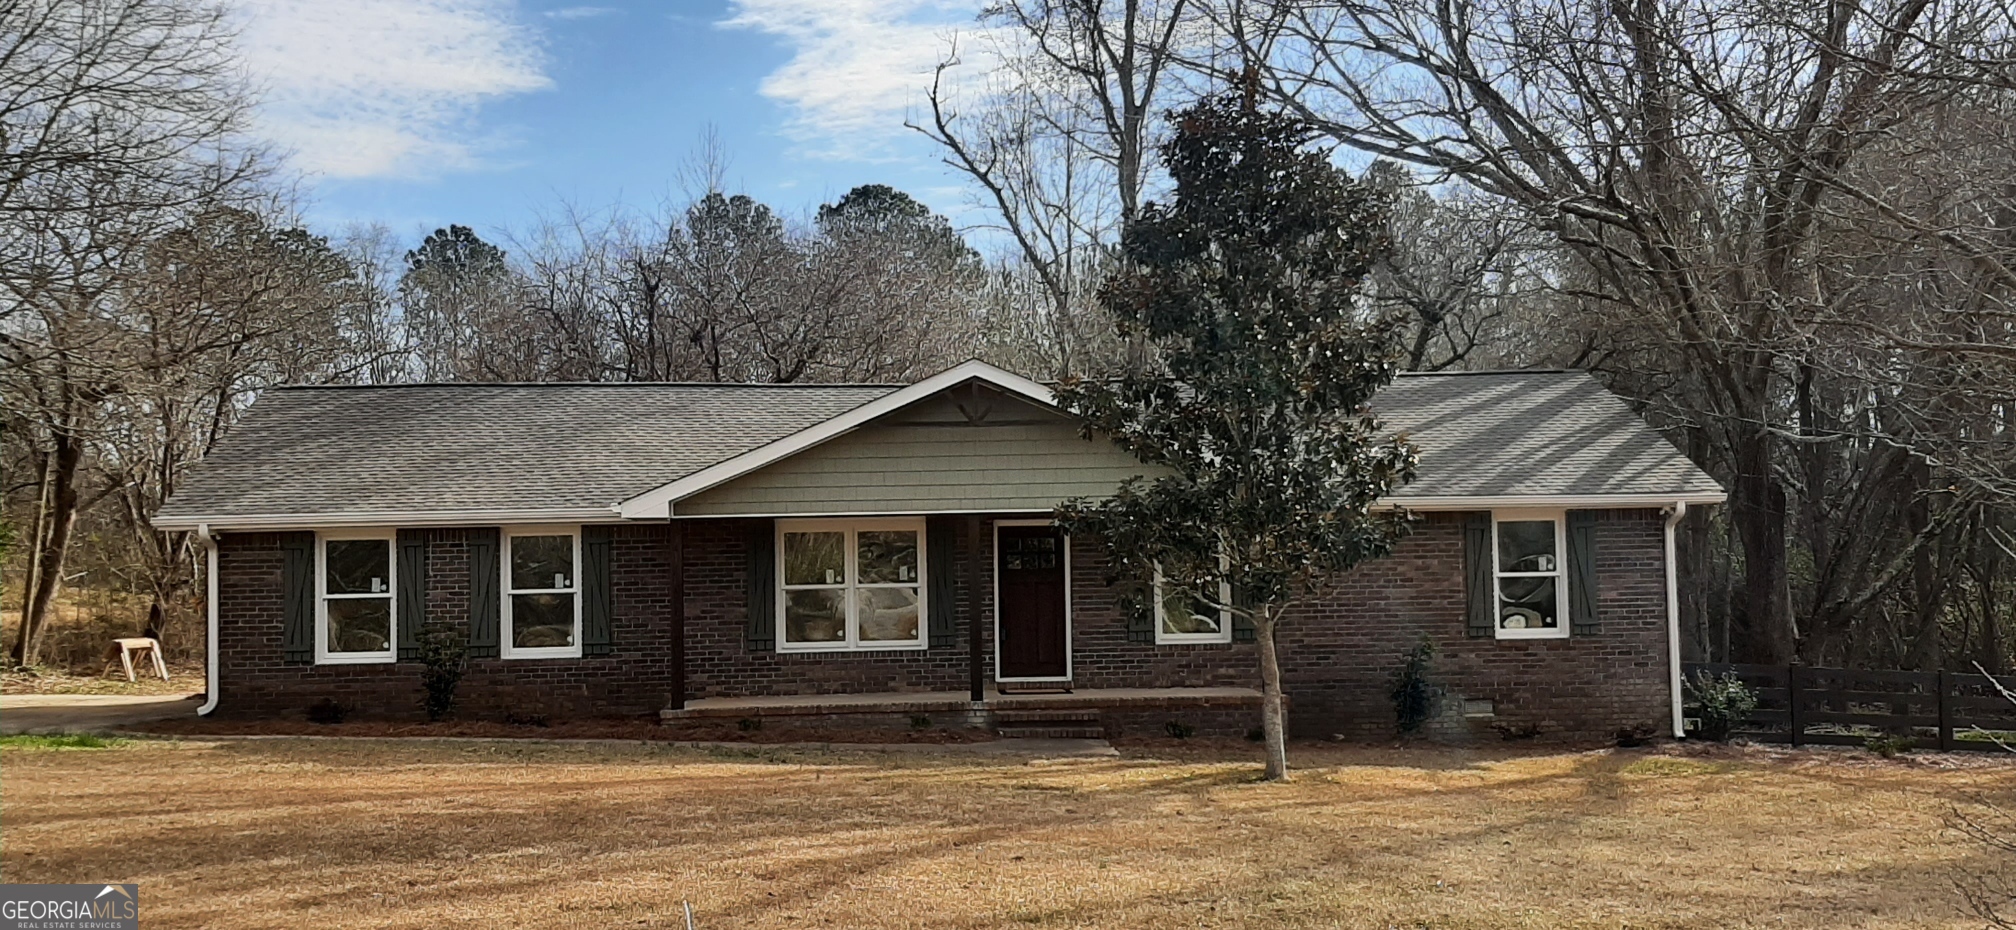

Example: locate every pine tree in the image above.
[1055,93,1418,780]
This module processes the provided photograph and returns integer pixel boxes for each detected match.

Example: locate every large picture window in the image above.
[503,528,581,659]
[318,533,394,663]
[1494,511,1568,639]
[778,519,926,651]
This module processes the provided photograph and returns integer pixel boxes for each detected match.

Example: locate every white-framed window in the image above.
[1154,564,1233,644]
[317,531,395,664]
[778,518,927,652]
[502,526,582,659]
[1494,510,1568,639]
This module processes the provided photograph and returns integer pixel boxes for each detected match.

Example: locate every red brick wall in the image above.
[683,518,975,695]
[212,509,1672,741]
[681,517,1261,697]
[213,525,678,720]
[673,510,1670,740]
[1274,509,1672,741]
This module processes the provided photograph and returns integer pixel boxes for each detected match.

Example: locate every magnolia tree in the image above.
[1055,94,1417,781]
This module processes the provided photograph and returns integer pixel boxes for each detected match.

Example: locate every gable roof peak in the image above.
[613,359,1058,519]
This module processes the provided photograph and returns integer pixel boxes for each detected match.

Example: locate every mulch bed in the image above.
[128,715,999,745]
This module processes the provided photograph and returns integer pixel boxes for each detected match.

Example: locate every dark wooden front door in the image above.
[997,525,1068,680]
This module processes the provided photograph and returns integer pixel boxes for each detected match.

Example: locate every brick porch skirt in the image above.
[660,686,1266,739]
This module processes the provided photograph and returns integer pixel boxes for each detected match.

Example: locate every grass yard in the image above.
[2,737,2011,929]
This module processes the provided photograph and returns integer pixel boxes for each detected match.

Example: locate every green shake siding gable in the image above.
[674,395,1162,517]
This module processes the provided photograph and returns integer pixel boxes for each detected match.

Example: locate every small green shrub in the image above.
[1164,720,1194,739]
[417,617,467,721]
[1390,635,1439,734]
[1864,733,1915,758]
[1245,727,1265,742]
[1686,671,1758,742]
[738,717,763,732]
[909,714,931,730]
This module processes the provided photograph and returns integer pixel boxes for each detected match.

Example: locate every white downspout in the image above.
[1664,502,1688,738]
[197,524,220,717]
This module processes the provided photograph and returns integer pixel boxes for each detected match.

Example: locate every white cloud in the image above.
[233,0,551,179]
[546,6,618,19]
[721,0,993,160]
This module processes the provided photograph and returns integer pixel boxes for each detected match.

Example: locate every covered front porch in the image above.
[660,686,1264,739]
[642,367,1257,720]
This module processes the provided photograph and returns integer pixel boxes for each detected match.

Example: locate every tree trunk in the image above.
[1729,427,1794,664]
[10,447,54,668]
[1677,426,1714,660]
[12,425,83,667]
[1255,609,1289,781]
[1985,588,2008,676]
[1904,461,1945,670]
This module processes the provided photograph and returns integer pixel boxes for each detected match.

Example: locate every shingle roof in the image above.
[153,383,899,525]
[155,367,1721,528]
[1377,370,1723,500]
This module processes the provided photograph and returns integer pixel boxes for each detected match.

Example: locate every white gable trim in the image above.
[616,360,1058,520]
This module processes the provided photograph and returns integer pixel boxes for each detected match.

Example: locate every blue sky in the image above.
[236,0,992,249]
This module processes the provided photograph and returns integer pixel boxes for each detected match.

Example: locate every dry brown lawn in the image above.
[2,737,2011,929]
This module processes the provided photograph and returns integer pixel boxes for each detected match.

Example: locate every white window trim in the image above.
[1153,561,1234,645]
[1493,508,1570,640]
[315,529,396,665]
[501,525,584,660]
[776,517,929,653]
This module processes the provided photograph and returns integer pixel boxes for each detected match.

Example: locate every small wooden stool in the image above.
[104,637,170,683]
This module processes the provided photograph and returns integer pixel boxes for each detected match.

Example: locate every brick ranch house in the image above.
[153,360,1724,741]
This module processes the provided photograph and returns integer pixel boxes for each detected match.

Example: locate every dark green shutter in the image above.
[1464,513,1494,638]
[468,528,500,658]
[396,529,427,660]
[582,525,614,656]
[926,515,957,645]
[745,519,775,651]
[1125,562,1157,644]
[1567,510,1600,635]
[280,531,315,663]
[1125,595,1155,643]
[1231,583,1257,643]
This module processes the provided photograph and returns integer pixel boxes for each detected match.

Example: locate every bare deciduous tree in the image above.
[1218,0,2016,664]
[914,0,1205,375]
[92,207,385,648]
[0,0,263,665]
[1362,162,1559,371]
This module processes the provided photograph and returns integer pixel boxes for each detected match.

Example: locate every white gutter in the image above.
[197,524,221,717]
[1392,491,1728,511]
[1664,502,1688,738]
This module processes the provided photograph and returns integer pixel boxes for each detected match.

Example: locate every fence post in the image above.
[1937,669,1953,752]
[1786,665,1803,747]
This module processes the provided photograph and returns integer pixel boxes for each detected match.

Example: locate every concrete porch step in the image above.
[995,725,1107,739]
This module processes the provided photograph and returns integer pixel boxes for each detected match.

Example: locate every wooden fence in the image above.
[1682,662,2016,752]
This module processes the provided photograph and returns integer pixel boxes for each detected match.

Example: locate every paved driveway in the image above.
[0,693,202,735]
